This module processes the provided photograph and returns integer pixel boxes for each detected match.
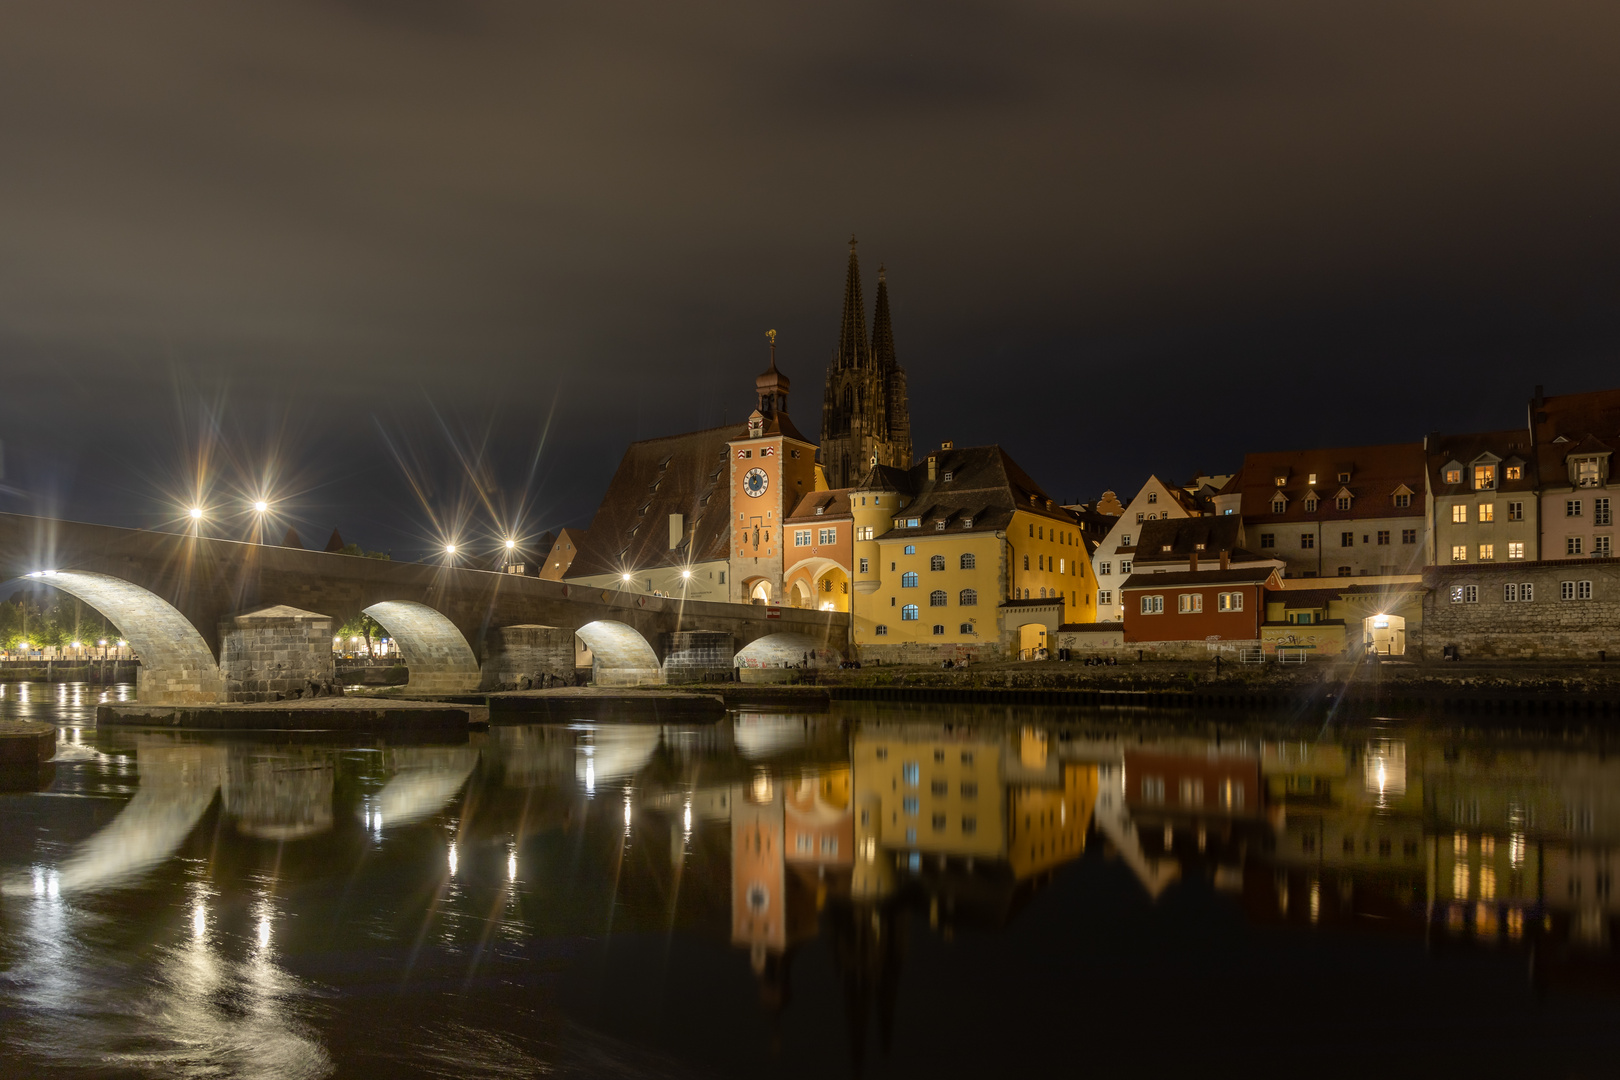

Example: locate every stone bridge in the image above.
[0,513,849,703]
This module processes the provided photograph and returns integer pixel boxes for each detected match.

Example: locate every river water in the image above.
[1,682,1618,1079]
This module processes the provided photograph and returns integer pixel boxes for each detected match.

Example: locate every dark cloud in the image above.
[2,0,1620,551]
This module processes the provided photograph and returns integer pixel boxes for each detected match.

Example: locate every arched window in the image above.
[1023,555,1029,570]
[1040,587,1047,598]
[930,590,947,606]
[960,553,976,570]
[901,604,919,621]
[959,622,974,634]
[959,589,977,606]
[932,624,945,636]
[930,554,945,571]
[901,572,918,588]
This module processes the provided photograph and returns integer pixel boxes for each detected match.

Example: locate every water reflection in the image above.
[4,683,1620,1078]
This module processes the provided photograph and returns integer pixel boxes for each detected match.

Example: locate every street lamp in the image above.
[252,500,269,514]
[189,507,203,521]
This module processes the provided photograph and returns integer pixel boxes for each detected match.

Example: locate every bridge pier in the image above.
[479,625,577,689]
[663,630,735,683]
[219,606,335,702]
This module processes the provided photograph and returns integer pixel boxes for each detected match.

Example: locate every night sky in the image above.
[4,1,1620,558]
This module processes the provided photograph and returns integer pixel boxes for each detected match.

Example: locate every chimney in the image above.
[941,440,954,450]
[927,455,937,481]
[1189,551,1199,572]
[1219,549,1230,571]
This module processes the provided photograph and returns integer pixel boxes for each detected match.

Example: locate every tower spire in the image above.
[836,235,868,369]
[871,264,895,371]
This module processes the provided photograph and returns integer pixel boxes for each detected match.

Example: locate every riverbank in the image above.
[98,696,487,732]
[0,659,138,684]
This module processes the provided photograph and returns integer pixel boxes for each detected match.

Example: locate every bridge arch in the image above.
[574,620,663,686]
[735,632,843,671]
[13,571,223,704]
[363,601,480,693]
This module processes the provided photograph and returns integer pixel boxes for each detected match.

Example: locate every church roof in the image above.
[561,423,739,578]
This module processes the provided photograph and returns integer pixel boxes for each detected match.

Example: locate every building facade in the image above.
[1214,443,1428,579]
[1530,386,1620,563]
[1120,565,1280,646]
[1091,475,1210,621]
[1425,428,1539,567]
[820,239,912,489]
[783,489,854,611]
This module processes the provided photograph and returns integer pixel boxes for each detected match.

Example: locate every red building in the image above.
[1121,564,1281,644]
[1124,747,1263,819]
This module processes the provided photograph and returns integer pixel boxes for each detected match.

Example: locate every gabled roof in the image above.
[786,489,854,522]
[871,445,1078,539]
[1224,442,1426,521]
[562,423,739,578]
[1533,386,1620,445]
[1121,566,1281,590]
[1426,428,1538,495]
[1130,516,1244,562]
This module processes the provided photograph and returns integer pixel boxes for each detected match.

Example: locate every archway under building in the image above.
[784,559,850,613]
[1017,623,1049,661]
[1363,613,1406,656]
[363,601,481,693]
[573,619,663,686]
[747,578,773,603]
[10,570,224,704]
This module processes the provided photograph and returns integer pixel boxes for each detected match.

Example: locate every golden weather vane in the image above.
[766,329,777,345]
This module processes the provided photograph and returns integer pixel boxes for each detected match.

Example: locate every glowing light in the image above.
[98,639,107,647]
[624,797,633,826]
[189,506,204,520]
[621,572,632,582]
[192,903,207,939]
[507,851,517,882]
[504,539,516,550]
[70,641,80,649]
[17,642,27,650]
[683,803,692,832]
[444,543,458,555]
[253,500,269,513]
[117,640,127,648]
[681,569,692,579]
[257,917,271,949]
[448,843,459,876]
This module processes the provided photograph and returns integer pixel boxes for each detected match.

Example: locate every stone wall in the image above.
[855,640,1006,666]
[479,625,579,688]
[663,630,736,683]
[1423,559,1620,660]
[1055,627,1125,651]
[218,606,334,702]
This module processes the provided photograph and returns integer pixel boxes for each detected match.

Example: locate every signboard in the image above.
[765,607,781,619]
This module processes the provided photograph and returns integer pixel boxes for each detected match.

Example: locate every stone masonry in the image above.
[1423,559,1620,660]
[480,625,578,689]
[662,631,736,683]
[218,605,335,702]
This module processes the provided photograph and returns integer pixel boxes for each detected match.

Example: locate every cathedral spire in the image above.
[871,264,896,371]
[836,235,868,369]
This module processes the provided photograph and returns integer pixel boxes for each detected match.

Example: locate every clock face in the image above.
[743,467,769,498]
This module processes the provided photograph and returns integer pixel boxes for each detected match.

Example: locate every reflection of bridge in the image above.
[0,513,848,703]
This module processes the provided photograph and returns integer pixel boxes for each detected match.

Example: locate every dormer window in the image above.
[962,516,973,528]
[1161,544,1172,552]
[1274,476,1287,487]
[1338,472,1350,483]
[1307,473,1318,485]
[1505,465,1522,481]
[1575,458,1601,487]
[1444,467,1461,484]
[1194,542,1206,550]
[1474,464,1496,490]
[1271,497,1286,514]
[1336,496,1351,511]
[943,470,954,482]
[814,505,825,515]
[1303,498,1318,513]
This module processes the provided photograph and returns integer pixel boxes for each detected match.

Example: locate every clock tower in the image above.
[728,332,819,604]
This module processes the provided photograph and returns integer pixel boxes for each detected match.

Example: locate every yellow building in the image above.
[851,443,1099,662]
[853,725,1007,861]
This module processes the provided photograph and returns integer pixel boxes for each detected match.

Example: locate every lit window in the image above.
[1217,591,1243,612]
[1505,465,1522,480]
[1507,542,1524,559]
[1474,464,1496,490]
[1478,503,1494,523]
[1178,593,1203,613]
[1451,505,1468,524]
[1479,544,1494,561]
[1444,468,1462,484]
[1180,779,1204,806]
[1451,545,1467,562]
[1575,458,1601,487]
